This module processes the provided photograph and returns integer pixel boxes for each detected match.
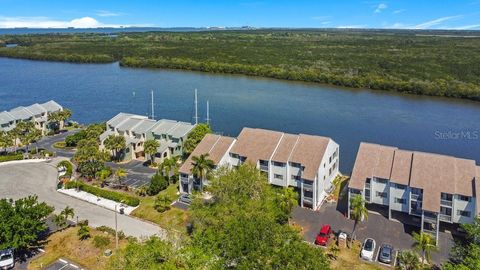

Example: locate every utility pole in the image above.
[206,100,211,126]
[115,204,118,250]
[194,88,199,125]
[151,90,155,120]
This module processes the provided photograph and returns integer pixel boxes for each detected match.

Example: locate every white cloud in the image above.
[414,15,462,29]
[374,3,387,13]
[448,24,480,30]
[0,16,143,28]
[96,10,124,17]
[393,9,406,14]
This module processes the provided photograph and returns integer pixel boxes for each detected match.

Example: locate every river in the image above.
[1,57,479,173]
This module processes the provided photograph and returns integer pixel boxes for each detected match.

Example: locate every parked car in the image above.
[378,244,394,264]
[314,224,332,246]
[360,238,376,261]
[0,248,14,270]
[179,194,192,205]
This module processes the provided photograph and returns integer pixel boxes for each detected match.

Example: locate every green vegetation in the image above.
[0,152,23,162]
[0,196,54,250]
[183,123,212,156]
[57,160,73,178]
[350,194,368,243]
[144,139,159,165]
[48,108,72,133]
[412,231,438,265]
[104,134,126,161]
[443,216,480,270]
[65,123,105,147]
[1,31,479,100]
[147,172,169,195]
[64,181,140,206]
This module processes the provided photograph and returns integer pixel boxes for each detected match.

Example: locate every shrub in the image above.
[64,181,140,207]
[96,226,126,239]
[147,173,168,196]
[93,235,111,248]
[58,160,73,177]
[53,141,66,149]
[0,153,23,163]
[78,224,90,240]
[154,194,172,213]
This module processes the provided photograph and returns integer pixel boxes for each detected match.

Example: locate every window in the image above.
[290,162,301,168]
[441,193,453,201]
[329,156,332,163]
[376,191,387,198]
[274,174,284,180]
[259,160,268,166]
[292,175,301,181]
[392,183,405,189]
[440,206,452,215]
[375,178,388,184]
[394,198,406,204]
[272,161,285,167]
[457,210,471,217]
[458,195,470,202]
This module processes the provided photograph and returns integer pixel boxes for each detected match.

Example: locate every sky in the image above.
[0,0,479,30]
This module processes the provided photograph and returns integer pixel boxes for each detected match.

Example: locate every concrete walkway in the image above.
[0,161,165,239]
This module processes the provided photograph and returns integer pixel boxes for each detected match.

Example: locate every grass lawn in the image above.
[329,241,388,270]
[52,141,74,150]
[29,227,127,270]
[131,184,189,233]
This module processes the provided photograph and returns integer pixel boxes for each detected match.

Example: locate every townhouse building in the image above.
[348,142,480,243]
[100,113,195,162]
[179,127,340,210]
[0,100,64,134]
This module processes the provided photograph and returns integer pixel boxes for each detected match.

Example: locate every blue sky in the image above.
[0,0,479,29]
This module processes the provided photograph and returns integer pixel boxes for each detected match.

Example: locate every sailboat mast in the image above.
[206,100,210,126]
[194,88,199,125]
[151,90,155,120]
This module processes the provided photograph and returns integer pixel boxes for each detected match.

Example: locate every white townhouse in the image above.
[179,127,340,210]
[0,100,63,134]
[100,113,195,162]
[348,142,480,244]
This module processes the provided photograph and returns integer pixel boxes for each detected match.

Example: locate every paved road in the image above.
[0,161,164,238]
[36,131,77,158]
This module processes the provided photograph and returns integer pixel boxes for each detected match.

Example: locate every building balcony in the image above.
[303,196,313,203]
[303,183,313,191]
[411,194,422,201]
[259,165,269,172]
[439,214,452,223]
[365,183,371,189]
[180,176,189,184]
[411,209,422,216]
[440,199,452,207]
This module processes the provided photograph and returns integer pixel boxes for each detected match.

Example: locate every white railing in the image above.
[440,199,453,207]
[439,214,452,222]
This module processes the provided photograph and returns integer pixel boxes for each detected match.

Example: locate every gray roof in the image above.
[150,119,195,138]
[116,117,145,132]
[131,119,157,134]
[25,103,47,116]
[170,122,196,138]
[40,100,63,112]
[9,107,33,120]
[0,111,15,125]
[107,113,139,128]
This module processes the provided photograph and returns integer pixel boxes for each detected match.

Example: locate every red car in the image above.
[315,224,332,246]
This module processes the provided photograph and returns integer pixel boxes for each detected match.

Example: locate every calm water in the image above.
[1,57,480,173]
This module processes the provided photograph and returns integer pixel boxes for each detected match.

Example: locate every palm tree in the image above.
[396,250,421,270]
[191,153,214,191]
[160,157,178,181]
[115,168,127,185]
[0,131,13,154]
[104,135,126,161]
[61,206,75,220]
[412,231,437,264]
[144,139,160,165]
[48,108,72,132]
[350,194,368,243]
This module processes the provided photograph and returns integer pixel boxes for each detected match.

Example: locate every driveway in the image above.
[36,131,77,158]
[292,203,454,265]
[106,160,156,188]
[0,161,164,239]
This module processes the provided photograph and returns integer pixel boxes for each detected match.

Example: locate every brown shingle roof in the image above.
[349,143,394,190]
[179,134,234,174]
[390,150,413,185]
[271,134,299,163]
[290,134,330,180]
[230,128,283,164]
[350,142,479,213]
[475,166,480,215]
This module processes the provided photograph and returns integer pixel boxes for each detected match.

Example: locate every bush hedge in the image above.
[64,181,140,207]
[0,153,23,163]
[57,160,73,177]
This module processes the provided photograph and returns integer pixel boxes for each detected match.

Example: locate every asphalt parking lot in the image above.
[107,160,156,188]
[45,258,84,270]
[292,202,454,266]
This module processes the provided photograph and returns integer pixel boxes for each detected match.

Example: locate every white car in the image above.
[0,249,14,270]
[360,238,376,261]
